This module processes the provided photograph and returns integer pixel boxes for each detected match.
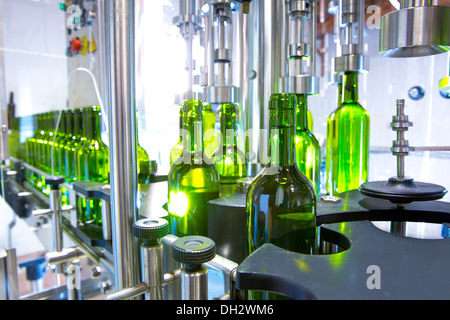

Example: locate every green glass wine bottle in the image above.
[326,71,370,195]
[137,144,151,184]
[37,112,53,196]
[26,114,39,186]
[168,100,220,237]
[76,106,110,226]
[64,109,83,184]
[8,117,19,159]
[33,113,44,169]
[75,107,94,224]
[295,94,321,195]
[137,143,151,213]
[203,103,218,159]
[211,103,247,192]
[51,111,67,176]
[36,113,48,172]
[44,112,56,173]
[59,110,73,179]
[247,93,317,255]
[170,106,184,166]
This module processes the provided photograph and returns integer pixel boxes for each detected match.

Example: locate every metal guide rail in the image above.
[2,156,450,300]
[1,157,238,300]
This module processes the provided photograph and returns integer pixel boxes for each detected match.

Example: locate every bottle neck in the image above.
[59,112,67,135]
[178,107,184,138]
[220,103,238,148]
[73,110,82,138]
[296,94,308,131]
[46,113,54,135]
[90,107,102,141]
[337,82,343,107]
[43,114,49,133]
[182,100,204,155]
[269,98,296,167]
[65,111,73,137]
[342,71,359,104]
[37,115,43,134]
[82,109,90,139]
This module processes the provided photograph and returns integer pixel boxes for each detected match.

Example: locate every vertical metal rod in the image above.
[396,99,406,179]
[358,0,364,55]
[397,156,405,179]
[49,190,63,253]
[209,5,216,87]
[5,248,19,300]
[141,243,164,300]
[107,0,141,291]
[310,0,317,77]
[0,0,9,162]
[49,189,65,274]
[186,21,194,98]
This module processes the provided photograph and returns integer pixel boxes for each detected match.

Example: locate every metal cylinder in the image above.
[181,266,208,300]
[106,0,141,292]
[379,4,450,57]
[48,189,65,275]
[400,0,436,8]
[141,242,164,300]
[49,189,63,253]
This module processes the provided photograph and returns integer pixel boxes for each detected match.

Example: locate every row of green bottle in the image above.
[167,100,248,237]
[9,107,109,226]
[167,71,369,260]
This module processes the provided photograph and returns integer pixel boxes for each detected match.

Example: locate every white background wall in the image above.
[1,0,68,116]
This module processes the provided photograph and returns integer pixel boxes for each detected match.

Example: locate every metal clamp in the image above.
[105,218,173,300]
[32,176,75,274]
[391,99,450,179]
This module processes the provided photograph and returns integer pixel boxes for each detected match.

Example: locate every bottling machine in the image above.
[0,0,450,301]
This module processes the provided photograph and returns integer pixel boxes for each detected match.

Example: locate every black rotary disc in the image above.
[360,177,447,204]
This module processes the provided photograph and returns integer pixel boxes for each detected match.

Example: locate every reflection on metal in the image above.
[106,0,141,292]
[408,86,425,100]
[379,2,450,57]
[280,0,320,95]
[333,0,369,75]
[372,221,447,240]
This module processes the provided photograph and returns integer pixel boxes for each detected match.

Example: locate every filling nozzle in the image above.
[203,0,240,104]
[281,0,319,95]
[173,0,203,100]
[399,0,437,8]
[333,0,369,74]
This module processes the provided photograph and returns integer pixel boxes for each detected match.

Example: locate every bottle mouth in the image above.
[219,103,237,114]
[182,99,203,113]
[269,93,297,110]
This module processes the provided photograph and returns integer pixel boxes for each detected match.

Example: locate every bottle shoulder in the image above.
[169,158,219,181]
[211,146,246,161]
[328,102,369,121]
[295,130,320,146]
[247,165,316,201]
